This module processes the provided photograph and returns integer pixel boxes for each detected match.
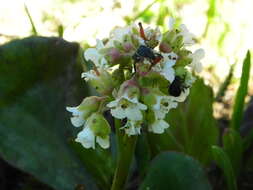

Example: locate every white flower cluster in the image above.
[67,18,204,149]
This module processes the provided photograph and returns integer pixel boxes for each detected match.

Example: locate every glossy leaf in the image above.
[139,151,212,190]
[148,78,218,165]
[0,37,98,190]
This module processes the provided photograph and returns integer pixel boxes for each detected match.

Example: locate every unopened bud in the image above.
[88,113,111,138]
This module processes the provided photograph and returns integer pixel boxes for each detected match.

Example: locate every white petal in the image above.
[149,120,169,134]
[84,48,100,65]
[168,17,175,30]
[81,71,97,81]
[123,120,141,136]
[106,99,120,108]
[66,106,80,115]
[125,107,143,121]
[111,107,126,119]
[137,102,148,110]
[162,67,175,83]
[70,116,85,127]
[194,48,205,59]
[75,128,95,149]
[96,136,110,149]
[154,110,167,119]
[125,125,141,136]
[179,24,195,45]
[96,39,104,49]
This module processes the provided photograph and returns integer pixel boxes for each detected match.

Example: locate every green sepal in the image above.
[88,113,111,138]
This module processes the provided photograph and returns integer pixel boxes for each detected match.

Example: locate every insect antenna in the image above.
[138,22,147,41]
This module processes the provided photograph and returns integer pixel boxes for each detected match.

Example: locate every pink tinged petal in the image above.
[70,116,85,127]
[96,136,110,149]
[75,128,95,149]
[149,120,169,134]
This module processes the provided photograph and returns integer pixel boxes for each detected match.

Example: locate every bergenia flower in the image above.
[66,96,104,127]
[84,39,108,68]
[178,24,195,46]
[123,120,142,136]
[66,106,85,127]
[67,18,205,149]
[107,93,147,121]
[81,68,115,95]
[168,18,195,46]
[75,113,111,149]
[148,119,170,134]
[189,48,205,73]
[159,52,178,82]
[153,95,178,119]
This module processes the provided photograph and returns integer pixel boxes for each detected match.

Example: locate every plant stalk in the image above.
[111,119,137,190]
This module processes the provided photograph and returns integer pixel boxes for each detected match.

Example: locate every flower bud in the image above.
[123,42,133,52]
[78,96,105,118]
[117,79,140,99]
[88,113,111,138]
[82,69,115,95]
[66,96,105,127]
[107,48,122,63]
[159,42,172,53]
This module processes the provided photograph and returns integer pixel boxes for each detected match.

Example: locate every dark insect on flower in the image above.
[132,23,163,67]
[169,76,189,97]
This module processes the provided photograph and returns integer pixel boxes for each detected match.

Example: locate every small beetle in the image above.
[169,76,189,97]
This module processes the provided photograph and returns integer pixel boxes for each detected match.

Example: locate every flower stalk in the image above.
[111,119,137,190]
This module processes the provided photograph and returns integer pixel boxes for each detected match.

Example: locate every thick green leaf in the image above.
[222,129,243,176]
[231,51,251,130]
[69,141,114,190]
[0,37,98,190]
[211,146,237,190]
[148,78,218,165]
[139,151,212,190]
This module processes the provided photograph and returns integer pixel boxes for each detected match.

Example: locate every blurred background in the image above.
[0,0,252,118]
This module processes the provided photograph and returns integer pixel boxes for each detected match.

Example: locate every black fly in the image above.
[169,76,189,97]
[132,23,163,69]
[132,45,162,64]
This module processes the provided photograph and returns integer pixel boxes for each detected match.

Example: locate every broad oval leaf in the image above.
[139,151,212,190]
[0,37,98,190]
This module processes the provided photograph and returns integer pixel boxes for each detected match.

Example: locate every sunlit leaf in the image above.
[231,51,251,130]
